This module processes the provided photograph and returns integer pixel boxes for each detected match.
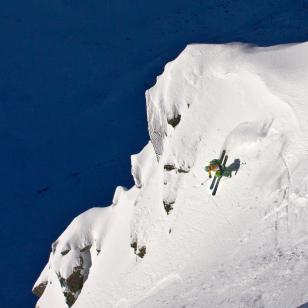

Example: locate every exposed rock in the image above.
[131,240,146,258]
[32,281,47,298]
[178,167,190,173]
[130,241,137,254]
[63,292,75,307]
[66,269,83,293]
[137,246,146,258]
[167,114,181,128]
[80,244,92,253]
[163,200,175,214]
[61,249,70,256]
[57,257,85,307]
[164,164,176,171]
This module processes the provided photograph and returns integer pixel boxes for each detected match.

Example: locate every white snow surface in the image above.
[34,43,308,308]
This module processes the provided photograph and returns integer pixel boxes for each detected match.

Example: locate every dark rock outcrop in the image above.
[167,114,181,128]
[32,281,48,298]
[57,257,85,307]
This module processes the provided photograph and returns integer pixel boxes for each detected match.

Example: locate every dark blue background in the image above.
[1,1,308,307]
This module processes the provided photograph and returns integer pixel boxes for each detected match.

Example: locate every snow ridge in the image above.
[34,42,308,308]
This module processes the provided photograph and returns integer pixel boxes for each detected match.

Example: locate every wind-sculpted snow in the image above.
[34,43,308,308]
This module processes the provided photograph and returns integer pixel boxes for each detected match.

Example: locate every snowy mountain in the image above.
[33,42,308,308]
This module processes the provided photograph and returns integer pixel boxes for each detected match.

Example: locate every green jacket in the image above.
[215,167,232,178]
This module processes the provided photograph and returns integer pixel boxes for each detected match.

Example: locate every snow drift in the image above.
[33,43,308,308]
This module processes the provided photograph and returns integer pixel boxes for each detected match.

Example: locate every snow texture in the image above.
[34,43,308,308]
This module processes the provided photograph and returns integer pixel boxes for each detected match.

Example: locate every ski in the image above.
[212,176,221,196]
[210,150,226,190]
[212,154,228,196]
[209,176,217,190]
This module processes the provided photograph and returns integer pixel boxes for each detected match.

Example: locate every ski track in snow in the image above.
[34,43,308,308]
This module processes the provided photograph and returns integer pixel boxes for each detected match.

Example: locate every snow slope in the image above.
[34,42,308,308]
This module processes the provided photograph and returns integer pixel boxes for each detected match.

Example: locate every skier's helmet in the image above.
[210,159,220,166]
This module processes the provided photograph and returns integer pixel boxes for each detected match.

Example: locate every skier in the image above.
[205,158,232,178]
[204,159,223,178]
[205,150,233,196]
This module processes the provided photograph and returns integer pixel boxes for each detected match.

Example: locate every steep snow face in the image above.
[34,43,308,308]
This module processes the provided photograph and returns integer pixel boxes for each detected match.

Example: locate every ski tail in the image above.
[212,177,221,196]
[210,176,217,190]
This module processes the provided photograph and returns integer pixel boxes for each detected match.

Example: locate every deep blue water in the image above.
[1,0,308,307]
